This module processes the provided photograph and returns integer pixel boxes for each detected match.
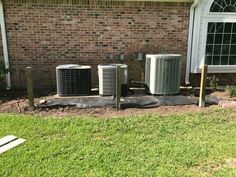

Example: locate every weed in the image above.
[0,61,9,97]
[207,75,219,91]
[226,85,236,97]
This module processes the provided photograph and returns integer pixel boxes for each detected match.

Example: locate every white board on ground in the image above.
[0,136,26,154]
[0,135,18,147]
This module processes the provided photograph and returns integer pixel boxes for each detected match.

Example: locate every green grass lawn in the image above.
[0,109,236,177]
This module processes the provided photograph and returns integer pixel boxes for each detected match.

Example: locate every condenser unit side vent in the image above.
[98,64,128,96]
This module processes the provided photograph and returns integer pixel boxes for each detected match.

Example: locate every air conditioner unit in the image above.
[98,64,128,96]
[56,64,91,96]
[145,54,181,95]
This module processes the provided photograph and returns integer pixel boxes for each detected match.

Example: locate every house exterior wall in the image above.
[4,1,191,92]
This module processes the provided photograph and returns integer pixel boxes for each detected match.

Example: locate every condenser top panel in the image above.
[98,64,127,69]
[56,64,91,70]
[146,54,181,58]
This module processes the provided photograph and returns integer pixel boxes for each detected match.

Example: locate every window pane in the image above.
[213,56,220,65]
[215,34,223,44]
[210,0,236,12]
[206,45,213,55]
[208,23,215,33]
[224,6,236,12]
[210,2,222,12]
[229,56,236,65]
[224,23,232,33]
[221,56,229,65]
[230,45,236,54]
[231,34,236,44]
[207,34,214,44]
[233,24,236,33]
[223,34,231,44]
[206,55,213,65]
[214,45,221,55]
[222,45,230,54]
[216,23,224,33]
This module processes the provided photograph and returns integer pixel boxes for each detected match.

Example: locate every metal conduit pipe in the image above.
[185,0,200,85]
[0,0,11,89]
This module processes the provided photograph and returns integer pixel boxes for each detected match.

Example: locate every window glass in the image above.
[233,24,236,33]
[207,34,214,44]
[224,23,232,33]
[215,34,223,44]
[208,23,215,33]
[223,34,231,44]
[222,45,230,54]
[232,35,236,44]
[213,56,220,65]
[216,23,224,33]
[230,45,236,54]
[221,56,229,65]
[229,56,236,65]
[210,0,236,12]
[205,22,236,65]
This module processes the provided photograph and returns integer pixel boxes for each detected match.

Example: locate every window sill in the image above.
[195,65,236,73]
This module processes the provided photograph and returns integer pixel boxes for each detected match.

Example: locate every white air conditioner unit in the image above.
[145,54,181,95]
[98,64,128,96]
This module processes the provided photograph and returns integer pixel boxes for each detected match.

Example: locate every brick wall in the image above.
[4,1,191,92]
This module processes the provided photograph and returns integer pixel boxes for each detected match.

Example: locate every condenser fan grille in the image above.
[56,65,91,96]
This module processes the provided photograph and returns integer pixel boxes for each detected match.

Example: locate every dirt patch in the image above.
[0,96,219,118]
[225,158,236,169]
[211,91,236,101]
[0,90,232,118]
[194,163,223,177]
[194,158,236,176]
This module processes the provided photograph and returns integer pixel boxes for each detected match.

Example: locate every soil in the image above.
[225,158,236,169]
[0,90,234,118]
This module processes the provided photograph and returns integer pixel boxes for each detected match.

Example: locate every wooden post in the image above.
[199,64,208,107]
[26,67,34,110]
[116,65,121,110]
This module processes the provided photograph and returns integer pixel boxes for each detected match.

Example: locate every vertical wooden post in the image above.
[26,67,34,110]
[199,64,208,107]
[116,65,121,110]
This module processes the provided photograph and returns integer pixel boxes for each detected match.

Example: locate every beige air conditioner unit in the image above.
[145,54,181,95]
[98,64,128,96]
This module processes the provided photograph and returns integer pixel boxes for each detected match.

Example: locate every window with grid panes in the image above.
[205,0,236,66]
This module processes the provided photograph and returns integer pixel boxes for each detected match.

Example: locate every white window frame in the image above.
[191,0,236,73]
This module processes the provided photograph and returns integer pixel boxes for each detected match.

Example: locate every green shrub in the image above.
[207,75,219,91]
[226,86,236,97]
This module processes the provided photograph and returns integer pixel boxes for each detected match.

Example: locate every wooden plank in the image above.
[199,64,208,107]
[0,135,18,147]
[116,65,121,110]
[0,138,26,154]
[26,67,35,111]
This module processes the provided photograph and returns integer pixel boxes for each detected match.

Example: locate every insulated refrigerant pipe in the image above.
[0,0,11,89]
